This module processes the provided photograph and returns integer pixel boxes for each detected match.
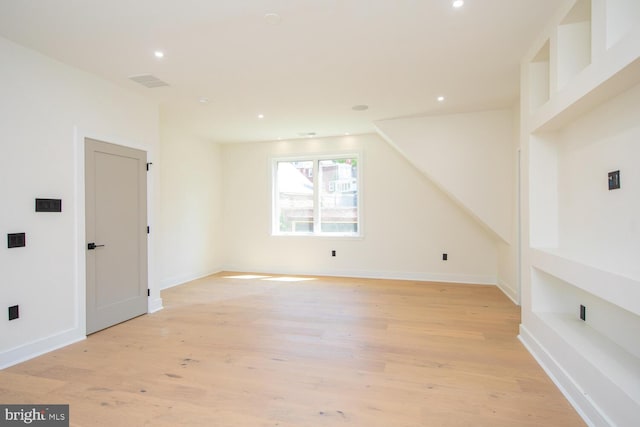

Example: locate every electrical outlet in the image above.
[580,305,586,321]
[442,253,448,261]
[608,170,620,190]
[8,233,26,248]
[8,305,19,321]
[331,250,336,257]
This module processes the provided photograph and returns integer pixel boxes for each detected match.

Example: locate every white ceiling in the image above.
[0,0,561,143]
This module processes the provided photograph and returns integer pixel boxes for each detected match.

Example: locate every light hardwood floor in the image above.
[1,273,584,426]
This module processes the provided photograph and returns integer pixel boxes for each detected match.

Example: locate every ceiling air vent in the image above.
[128,74,169,88]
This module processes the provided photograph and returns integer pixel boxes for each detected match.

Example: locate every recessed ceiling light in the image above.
[258,114,265,119]
[154,50,165,59]
[437,96,445,102]
[344,132,350,136]
[199,97,209,104]
[452,0,464,8]
[352,105,369,111]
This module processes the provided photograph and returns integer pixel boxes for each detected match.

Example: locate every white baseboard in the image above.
[148,296,164,313]
[0,328,85,370]
[221,265,496,286]
[353,270,497,285]
[497,278,519,305]
[160,268,222,290]
[518,324,610,427]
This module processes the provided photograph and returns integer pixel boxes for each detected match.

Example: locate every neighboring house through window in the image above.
[273,155,360,236]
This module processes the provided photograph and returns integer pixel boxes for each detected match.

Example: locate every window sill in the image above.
[271,233,363,240]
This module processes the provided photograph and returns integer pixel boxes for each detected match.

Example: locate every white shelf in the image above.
[522,2,640,424]
[556,0,592,92]
[537,312,640,406]
[531,248,640,316]
[530,24,640,132]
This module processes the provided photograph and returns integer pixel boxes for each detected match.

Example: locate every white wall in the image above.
[496,107,522,303]
[221,134,498,283]
[557,82,640,280]
[375,109,515,244]
[0,36,160,368]
[374,109,518,300]
[159,123,224,288]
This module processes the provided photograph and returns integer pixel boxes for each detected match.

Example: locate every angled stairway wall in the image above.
[375,109,515,244]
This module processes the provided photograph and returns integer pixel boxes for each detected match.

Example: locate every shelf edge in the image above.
[529,25,640,133]
[531,248,640,316]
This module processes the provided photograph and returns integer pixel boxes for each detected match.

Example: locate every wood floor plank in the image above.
[1,273,585,426]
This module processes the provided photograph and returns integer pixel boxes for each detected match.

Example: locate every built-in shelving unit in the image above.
[605,0,640,49]
[528,41,550,111]
[530,27,640,132]
[531,249,640,317]
[520,1,640,425]
[556,0,592,91]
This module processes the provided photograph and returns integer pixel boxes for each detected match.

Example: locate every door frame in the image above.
[85,138,148,334]
[516,148,522,305]
[74,127,160,337]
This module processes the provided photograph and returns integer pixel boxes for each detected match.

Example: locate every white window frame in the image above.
[271,153,361,237]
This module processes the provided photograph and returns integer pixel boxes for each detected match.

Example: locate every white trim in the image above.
[73,127,88,338]
[497,278,519,305]
[518,324,610,427]
[221,266,496,286]
[516,147,522,305]
[0,329,85,370]
[74,126,158,335]
[160,268,223,290]
[148,297,164,314]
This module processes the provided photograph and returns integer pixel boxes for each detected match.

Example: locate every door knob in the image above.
[87,242,105,250]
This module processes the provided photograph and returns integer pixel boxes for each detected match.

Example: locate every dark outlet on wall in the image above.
[8,233,26,248]
[608,170,620,190]
[8,305,19,321]
[35,198,62,212]
[442,253,448,261]
[580,304,586,321]
[331,250,336,257]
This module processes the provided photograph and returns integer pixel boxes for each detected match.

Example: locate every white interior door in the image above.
[85,138,148,334]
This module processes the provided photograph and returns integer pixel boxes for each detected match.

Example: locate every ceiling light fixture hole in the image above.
[264,13,282,25]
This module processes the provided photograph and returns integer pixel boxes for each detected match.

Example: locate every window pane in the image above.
[319,158,358,234]
[276,160,314,233]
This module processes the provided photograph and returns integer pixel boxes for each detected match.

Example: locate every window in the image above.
[273,155,360,236]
